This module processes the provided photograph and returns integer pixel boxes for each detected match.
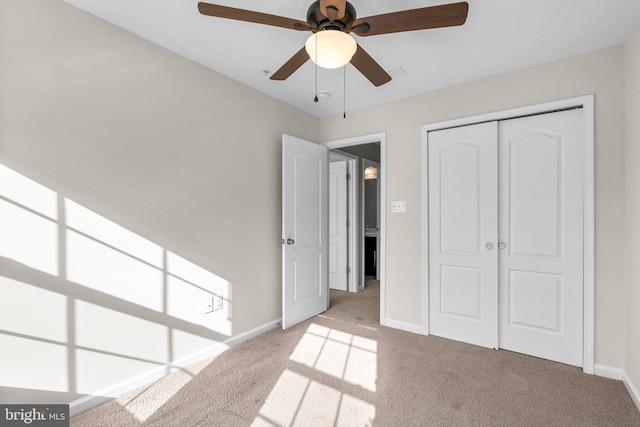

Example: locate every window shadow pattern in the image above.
[0,163,232,407]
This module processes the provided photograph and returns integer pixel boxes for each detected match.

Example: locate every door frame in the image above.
[420,95,595,374]
[322,132,387,323]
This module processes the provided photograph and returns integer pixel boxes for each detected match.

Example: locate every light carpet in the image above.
[71,282,640,426]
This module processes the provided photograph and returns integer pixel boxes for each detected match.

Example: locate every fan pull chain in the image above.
[343,65,346,119]
[314,63,318,103]
[314,33,319,103]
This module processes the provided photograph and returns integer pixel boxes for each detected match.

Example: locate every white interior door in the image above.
[498,109,584,366]
[329,159,348,291]
[428,121,499,349]
[282,134,329,329]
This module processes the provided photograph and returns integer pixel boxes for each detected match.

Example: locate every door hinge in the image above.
[346,173,351,180]
[346,219,350,227]
[347,267,351,274]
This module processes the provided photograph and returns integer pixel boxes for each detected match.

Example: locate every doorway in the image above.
[329,144,380,292]
[331,144,380,292]
[323,133,386,322]
[329,152,356,292]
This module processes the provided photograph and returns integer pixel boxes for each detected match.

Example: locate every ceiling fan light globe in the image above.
[305,30,357,69]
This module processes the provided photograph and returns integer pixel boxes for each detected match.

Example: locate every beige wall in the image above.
[1,0,637,409]
[0,0,317,404]
[625,17,640,395]
[319,46,628,369]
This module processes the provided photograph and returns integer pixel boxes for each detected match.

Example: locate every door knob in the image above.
[485,243,494,250]
[498,242,507,249]
[286,238,295,245]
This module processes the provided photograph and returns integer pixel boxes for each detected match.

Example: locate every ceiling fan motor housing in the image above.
[307,1,357,32]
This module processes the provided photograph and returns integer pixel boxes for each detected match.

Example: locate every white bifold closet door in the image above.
[428,109,584,367]
[428,121,499,349]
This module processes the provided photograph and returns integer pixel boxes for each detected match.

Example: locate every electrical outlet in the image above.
[204,296,214,314]
[213,294,223,311]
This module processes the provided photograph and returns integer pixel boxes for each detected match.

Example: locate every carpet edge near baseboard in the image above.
[624,371,640,412]
[69,319,282,417]
[594,364,640,412]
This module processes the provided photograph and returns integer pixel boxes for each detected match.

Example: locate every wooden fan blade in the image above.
[353,2,468,36]
[270,47,310,81]
[320,0,346,22]
[198,3,311,31]
[350,44,391,87]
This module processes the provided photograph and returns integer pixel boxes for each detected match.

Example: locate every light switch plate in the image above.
[392,200,406,213]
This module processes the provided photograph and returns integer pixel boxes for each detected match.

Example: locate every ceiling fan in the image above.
[197,1,469,87]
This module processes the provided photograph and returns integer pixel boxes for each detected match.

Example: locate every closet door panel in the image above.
[428,121,499,349]
[498,109,584,367]
[508,133,562,258]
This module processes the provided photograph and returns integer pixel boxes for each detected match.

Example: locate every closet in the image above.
[427,108,584,366]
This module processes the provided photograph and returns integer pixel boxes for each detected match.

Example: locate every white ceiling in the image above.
[62,0,640,118]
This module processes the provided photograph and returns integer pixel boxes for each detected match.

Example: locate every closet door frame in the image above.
[420,95,595,374]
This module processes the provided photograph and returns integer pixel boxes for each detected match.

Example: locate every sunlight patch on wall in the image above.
[75,301,169,363]
[289,324,378,392]
[253,369,376,427]
[0,277,67,342]
[0,164,235,400]
[75,349,161,396]
[166,252,227,291]
[0,334,68,393]
[171,329,223,362]
[66,230,164,311]
[166,251,232,336]
[0,164,58,275]
[0,200,58,276]
[65,199,163,268]
[0,164,58,219]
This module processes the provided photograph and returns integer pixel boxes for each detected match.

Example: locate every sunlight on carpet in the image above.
[252,323,377,426]
[115,357,212,422]
[289,323,377,392]
[252,370,375,427]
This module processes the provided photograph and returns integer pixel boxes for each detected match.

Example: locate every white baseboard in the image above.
[381,317,428,335]
[594,364,624,380]
[594,364,640,413]
[70,319,281,417]
[623,371,640,412]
